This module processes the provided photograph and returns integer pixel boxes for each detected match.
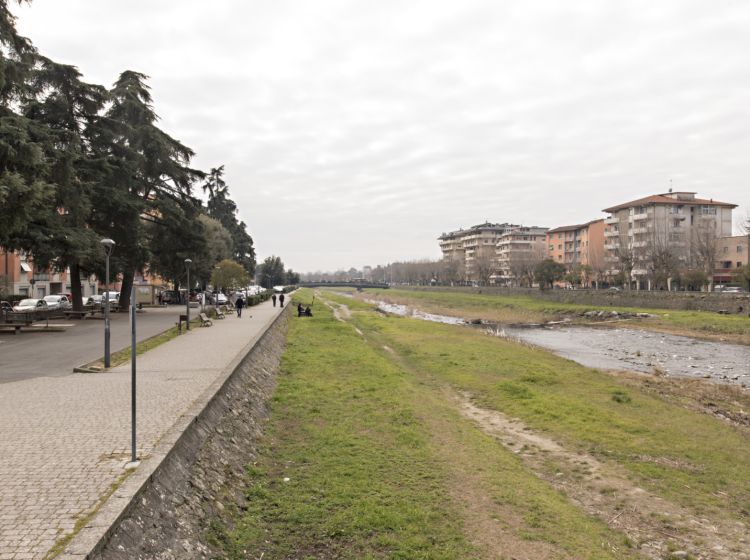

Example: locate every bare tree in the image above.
[615,234,635,289]
[473,250,496,286]
[587,241,607,289]
[643,222,682,290]
[440,257,463,285]
[507,244,546,287]
[690,221,718,291]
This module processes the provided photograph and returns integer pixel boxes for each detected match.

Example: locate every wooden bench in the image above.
[199,312,213,327]
[215,308,226,319]
[176,313,189,333]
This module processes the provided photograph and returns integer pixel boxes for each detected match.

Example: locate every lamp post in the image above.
[184,258,192,331]
[100,238,115,368]
[214,265,221,313]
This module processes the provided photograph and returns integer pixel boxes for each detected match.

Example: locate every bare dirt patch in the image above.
[455,391,750,560]
[421,391,563,560]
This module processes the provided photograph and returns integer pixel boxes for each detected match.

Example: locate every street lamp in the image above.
[214,265,221,313]
[184,258,192,331]
[100,238,115,368]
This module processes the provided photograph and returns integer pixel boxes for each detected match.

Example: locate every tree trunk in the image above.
[119,270,133,311]
[70,262,83,311]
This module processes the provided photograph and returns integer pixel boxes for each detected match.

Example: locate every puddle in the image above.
[368,298,750,388]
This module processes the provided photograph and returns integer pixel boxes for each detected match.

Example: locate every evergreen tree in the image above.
[257,255,286,288]
[21,58,107,309]
[89,70,201,308]
[202,165,256,275]
[0,1,54,248]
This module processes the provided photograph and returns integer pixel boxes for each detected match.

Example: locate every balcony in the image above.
[605,216,619,225]
[604,230,619,237]
[632,241,648,248]
[631,212,648,221]
[631,227,648,234]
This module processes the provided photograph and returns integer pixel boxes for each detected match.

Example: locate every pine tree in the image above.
[89,70,202,308]
[202,165,256,275]
[21,58,107,309]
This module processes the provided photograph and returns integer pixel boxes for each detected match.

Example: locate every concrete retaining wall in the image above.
[62,308,290,559]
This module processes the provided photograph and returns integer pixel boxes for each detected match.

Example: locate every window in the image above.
[701,205,716,215]
[738,262,743,268]
[723,247,729,254]
[19,287,28,296]
[672,219,681,228]
[738,246,744,253]
[669,205,682,214]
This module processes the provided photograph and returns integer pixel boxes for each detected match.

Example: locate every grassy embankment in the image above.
[355,287,750,344]
[212,290,644,559]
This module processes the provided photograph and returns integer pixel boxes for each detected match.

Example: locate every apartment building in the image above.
[495,226,548,286]
[438,222,518,282]
[546,219,605,267]
[602,191,735,289]
[0,249,99,298]
[714,235,749,286]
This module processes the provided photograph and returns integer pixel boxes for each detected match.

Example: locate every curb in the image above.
[58,306,290,559]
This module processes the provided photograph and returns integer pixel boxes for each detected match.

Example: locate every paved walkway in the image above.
[0,300,285,560]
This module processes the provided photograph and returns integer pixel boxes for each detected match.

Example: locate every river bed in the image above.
[370,300,750,388]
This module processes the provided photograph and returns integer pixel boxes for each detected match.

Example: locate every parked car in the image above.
[722,286,746,293]
[608,286,622,292]
[87,294,104,307]
[43,295,71,310]
[12,299,48,312]
[1,300,12,312]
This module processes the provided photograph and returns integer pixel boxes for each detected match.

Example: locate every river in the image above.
[370,300,750,388]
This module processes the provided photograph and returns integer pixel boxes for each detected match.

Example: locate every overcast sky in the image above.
[14,0,750,272]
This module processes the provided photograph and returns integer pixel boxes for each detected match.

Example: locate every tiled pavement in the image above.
[0,300,284,559]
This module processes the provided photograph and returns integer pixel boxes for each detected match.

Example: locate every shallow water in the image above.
[370,298,750,387]
[502,326,750,386]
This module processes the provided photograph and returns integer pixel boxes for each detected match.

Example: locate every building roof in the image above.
[546,219,603,234]
[603,193,736,213]
[438,222,519,240]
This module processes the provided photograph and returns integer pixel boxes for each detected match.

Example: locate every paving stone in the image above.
[0,300,282,558]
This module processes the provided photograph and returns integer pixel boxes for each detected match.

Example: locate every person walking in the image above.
[279,293,285,308]
[235,296,244,318]
[272,293,277,307]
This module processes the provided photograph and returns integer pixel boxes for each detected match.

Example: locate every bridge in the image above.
[299,282,390,289]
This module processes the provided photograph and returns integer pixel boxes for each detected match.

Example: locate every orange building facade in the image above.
[0,249,100,298]
[545,219,605,285]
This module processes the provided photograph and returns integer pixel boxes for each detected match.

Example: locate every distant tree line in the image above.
[0,2,255,310]
[256,255,299,289]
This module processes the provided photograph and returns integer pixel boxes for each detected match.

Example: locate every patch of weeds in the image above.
[612,390,632,404]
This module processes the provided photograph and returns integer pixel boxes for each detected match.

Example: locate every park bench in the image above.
[215,308,226,319]
[176,313,189,333]
[0,311,36,334]
[199,312,213,327]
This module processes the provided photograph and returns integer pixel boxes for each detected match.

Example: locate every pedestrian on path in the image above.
[279,293,285,307]
[272,293,277,307]
[235,296,244,318]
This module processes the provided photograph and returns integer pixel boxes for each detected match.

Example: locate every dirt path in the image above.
[455,391,750,560]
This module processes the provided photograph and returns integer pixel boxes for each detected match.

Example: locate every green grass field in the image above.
[213,290,652,559]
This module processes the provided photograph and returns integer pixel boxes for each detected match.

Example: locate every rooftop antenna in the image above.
[669,179,673,193]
